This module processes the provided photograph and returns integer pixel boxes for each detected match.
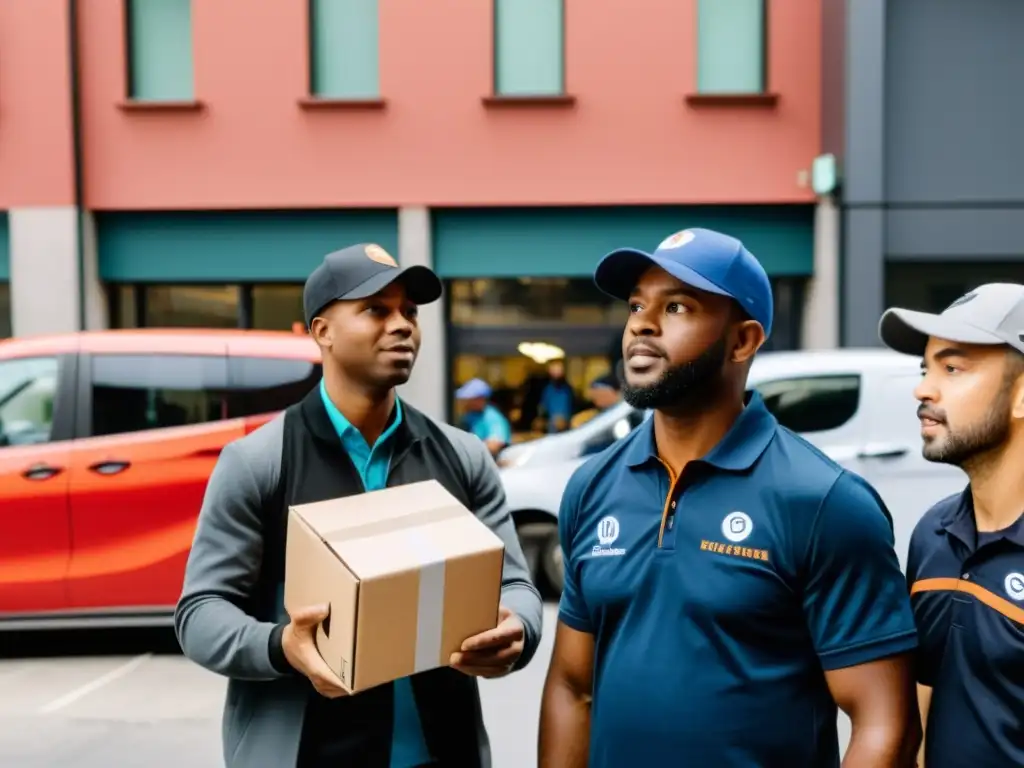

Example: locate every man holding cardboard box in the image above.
[175,244,543,768]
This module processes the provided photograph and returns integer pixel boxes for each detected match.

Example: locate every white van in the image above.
[501,348,967,594]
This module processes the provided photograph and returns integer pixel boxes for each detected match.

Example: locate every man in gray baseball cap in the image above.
[879,282,1024,768]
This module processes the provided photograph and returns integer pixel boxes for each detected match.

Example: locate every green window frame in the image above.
[696,0,767,94]
[308,0,380,99]
[493,0,565,96]
[125,0,195,102]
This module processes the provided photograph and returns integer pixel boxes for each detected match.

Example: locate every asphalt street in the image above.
[0,603,850,767]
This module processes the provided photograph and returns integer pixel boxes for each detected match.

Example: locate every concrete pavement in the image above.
[0,606,558,768]
[0,604,849,767]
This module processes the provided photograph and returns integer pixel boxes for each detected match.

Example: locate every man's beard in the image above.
[621,337,728,412]
[922,389,1011,466]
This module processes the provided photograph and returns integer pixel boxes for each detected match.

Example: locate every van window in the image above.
[227,357,322,418]
[753,375,861,434]
[0,357,59,447]
[580,407,646,456]
[90,354,229,438]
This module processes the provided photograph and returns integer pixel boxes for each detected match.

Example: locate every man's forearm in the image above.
[175,593,291,681]
[842,720,920,768]
[539,679,590,768]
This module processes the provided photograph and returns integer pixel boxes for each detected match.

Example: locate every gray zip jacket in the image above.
[174,404,543,767]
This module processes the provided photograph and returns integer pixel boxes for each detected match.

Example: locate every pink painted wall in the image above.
[78,0,821,211]
[0,0,76,207]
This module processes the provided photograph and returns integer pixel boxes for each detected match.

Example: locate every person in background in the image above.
[455,377,513,458]
[879,283,1024,768]
[539,360,575,433]
[570,374,622,428]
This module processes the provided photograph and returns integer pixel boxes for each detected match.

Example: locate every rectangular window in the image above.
[494,0,564,96]
[227,357,322,418]
[0,357,60,447]
[144,285,240,328]
[252,285,305,331]
[0,283,10,339]
[309,0,380,98]
[126,0,195,101]
[696,0,766,94]
[89,354,229,438]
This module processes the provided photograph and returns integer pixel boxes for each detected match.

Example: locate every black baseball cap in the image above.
[302,243,443,327]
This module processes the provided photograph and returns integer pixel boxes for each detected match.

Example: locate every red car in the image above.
[0,329,322,629]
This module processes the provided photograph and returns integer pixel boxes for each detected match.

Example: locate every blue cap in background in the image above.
[455,378,492,399]
[593,227,774,339]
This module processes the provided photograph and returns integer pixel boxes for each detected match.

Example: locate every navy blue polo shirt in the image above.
[907,489,1024,768]
[557,392,918,767]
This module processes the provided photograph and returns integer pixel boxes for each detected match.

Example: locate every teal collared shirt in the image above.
[319,381,433,768]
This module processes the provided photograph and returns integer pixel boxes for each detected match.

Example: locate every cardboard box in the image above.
[283,479,506,693]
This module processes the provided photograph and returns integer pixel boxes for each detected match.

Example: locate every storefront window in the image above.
[449,278,626,327]
[448,278,626,440]
[0,283,11,339]
[144,285,239,328]
[252,285,305,331]
[452,352,615,439]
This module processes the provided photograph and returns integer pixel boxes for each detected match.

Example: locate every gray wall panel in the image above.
[886,208,1024,261]
[885,0,1024,204]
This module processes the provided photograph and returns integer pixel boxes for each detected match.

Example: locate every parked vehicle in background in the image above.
[501,348,967,595]
[0,329,321,629]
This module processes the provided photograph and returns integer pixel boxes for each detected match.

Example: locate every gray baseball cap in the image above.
[878,282,1024,357]
[302,243,442,327]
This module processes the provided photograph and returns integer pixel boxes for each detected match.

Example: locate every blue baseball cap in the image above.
[594,227,774,338]
[455,378,492,400]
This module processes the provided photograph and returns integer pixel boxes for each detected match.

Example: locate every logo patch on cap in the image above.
[945,291,977,311]
[658,230,696,250]
[364,244,397,267]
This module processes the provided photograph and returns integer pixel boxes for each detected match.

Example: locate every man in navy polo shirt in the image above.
[879,283,1024,768]
[539,228,921,768]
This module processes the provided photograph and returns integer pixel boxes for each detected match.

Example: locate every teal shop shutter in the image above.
[127,0,195,101]
[97,211,399,282]
[310,0,380,98]
[697,0,765,94]
[432,206,813,279]
[0,212,9,281]
[494,0,564,95]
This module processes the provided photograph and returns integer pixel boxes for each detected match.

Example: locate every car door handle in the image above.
[88,460,131,475]
[22,463,64,481]
[856,443,910,460]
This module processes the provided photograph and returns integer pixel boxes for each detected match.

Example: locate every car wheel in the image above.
[540,528,564,596]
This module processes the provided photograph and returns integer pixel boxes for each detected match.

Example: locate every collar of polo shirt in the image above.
[940,486,1024,548]
[624,390,777,472]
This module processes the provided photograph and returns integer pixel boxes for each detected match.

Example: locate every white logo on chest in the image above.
[721,511,753,543]
[1005,572,1024,601]
[592,516,626,557]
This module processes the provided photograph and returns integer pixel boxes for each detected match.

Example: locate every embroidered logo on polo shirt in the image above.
[698,511,770,562]
[1005,572,1024,602]
[592,516,626,558]
[721,511,753,543]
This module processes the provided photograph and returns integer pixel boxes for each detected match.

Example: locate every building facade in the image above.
[0,0,826,424]
[823,0,1024,346]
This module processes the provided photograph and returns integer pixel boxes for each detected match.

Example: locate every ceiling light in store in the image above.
[517,342,565,365]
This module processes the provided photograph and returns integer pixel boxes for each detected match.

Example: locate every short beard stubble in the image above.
[923,384,1012,468]
[622,337,728,413]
